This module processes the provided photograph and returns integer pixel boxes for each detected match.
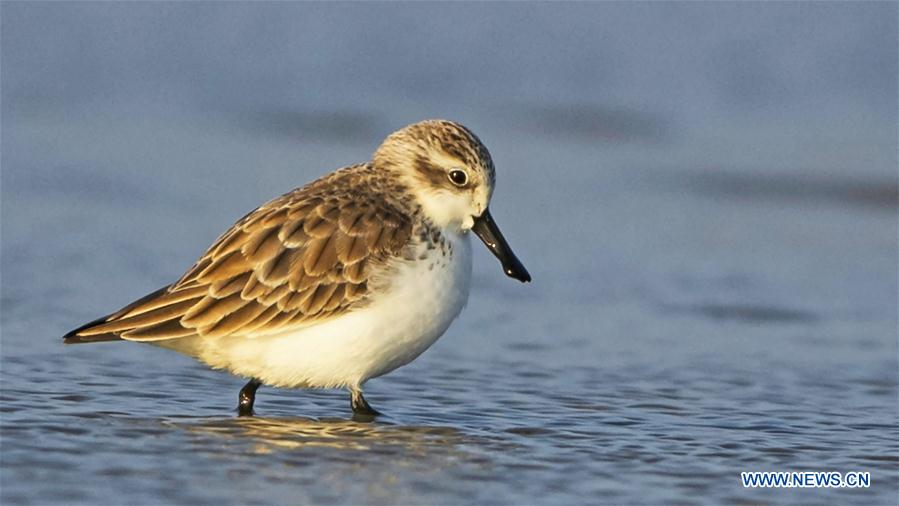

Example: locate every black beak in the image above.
[471,208,531,283]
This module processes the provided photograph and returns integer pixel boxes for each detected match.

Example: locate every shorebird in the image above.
[64,119,530,418]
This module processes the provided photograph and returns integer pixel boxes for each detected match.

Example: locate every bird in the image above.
[64,119,531,418]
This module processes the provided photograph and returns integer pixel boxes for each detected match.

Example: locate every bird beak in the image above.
[471,208,531,283]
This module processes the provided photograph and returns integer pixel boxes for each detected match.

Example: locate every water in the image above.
[2,3,897,505]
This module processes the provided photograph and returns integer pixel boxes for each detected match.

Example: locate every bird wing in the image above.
[68,168,413,342]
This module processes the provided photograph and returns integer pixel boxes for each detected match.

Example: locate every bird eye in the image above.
[448,169,468,186]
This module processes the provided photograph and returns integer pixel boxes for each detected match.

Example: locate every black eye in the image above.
[448,169,468,186]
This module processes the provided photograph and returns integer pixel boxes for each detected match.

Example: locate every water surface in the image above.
[2,3,897,504]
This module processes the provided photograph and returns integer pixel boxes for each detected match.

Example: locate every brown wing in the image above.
[69,168,412,342]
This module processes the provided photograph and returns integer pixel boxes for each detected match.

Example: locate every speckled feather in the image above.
[73,164,418,341]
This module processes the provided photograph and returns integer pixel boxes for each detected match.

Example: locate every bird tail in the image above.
[63,316,126,344]
[62,286,171,344]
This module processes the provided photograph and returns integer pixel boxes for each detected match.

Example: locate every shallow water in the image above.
[2,3,898,505]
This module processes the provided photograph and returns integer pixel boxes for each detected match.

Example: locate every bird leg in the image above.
[350,388,381,417]
[237,379,261,416]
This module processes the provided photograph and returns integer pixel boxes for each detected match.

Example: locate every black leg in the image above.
[238,379,261,417]
[350,389,381,418]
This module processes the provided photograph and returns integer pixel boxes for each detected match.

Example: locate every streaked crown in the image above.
[373,120,496,230]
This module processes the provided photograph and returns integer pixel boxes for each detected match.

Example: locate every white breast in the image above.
[191,231,473,389]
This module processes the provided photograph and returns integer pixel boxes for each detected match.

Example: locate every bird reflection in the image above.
[178,415,472,454]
